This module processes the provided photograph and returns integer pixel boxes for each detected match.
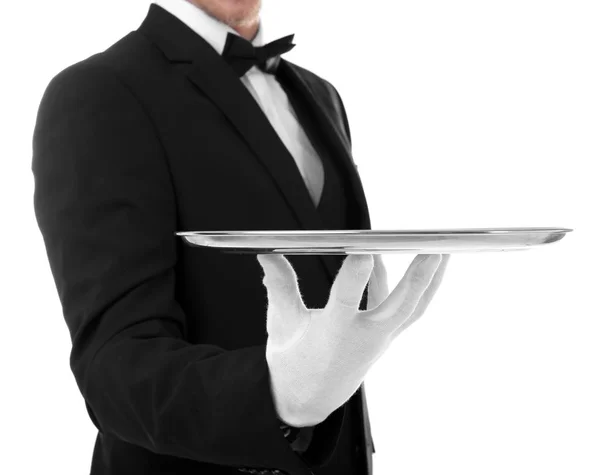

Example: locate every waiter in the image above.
[32,0,449,474]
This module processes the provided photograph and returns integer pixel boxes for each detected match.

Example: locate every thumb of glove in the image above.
[257,254,308,346]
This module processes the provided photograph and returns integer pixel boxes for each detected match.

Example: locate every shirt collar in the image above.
[151,0,266,55]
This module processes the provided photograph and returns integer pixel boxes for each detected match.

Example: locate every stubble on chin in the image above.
[226,1,262,27]
[195,0,262,28]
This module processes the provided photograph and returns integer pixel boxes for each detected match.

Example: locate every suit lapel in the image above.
[277,60,372,233]
[184,60,328,230]
[137,4,370,284]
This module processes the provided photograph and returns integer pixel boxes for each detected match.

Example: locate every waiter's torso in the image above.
[74,3,374,473]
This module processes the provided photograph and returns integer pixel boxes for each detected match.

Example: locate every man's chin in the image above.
[221,12,258,29]
[228,18,257,28]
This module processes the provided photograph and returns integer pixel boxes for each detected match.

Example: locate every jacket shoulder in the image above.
[41,30,159,97]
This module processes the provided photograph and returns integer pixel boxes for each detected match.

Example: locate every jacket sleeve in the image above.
[31,62,345,474]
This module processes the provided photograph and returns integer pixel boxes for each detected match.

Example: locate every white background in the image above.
[2,0,599,473]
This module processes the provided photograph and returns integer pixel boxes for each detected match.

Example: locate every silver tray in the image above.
[175,227,573,255]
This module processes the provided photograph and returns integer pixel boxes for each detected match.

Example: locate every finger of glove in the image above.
[367,255,387,310]
[328,254,374,315]
[367,256,384,310]
[368,254,442,326]
[257,254,307,319]
[391,254,450,339]
[373,254,389,288]
[367,273,380,311]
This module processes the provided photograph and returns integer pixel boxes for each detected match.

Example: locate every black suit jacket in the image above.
[32,4,375,475]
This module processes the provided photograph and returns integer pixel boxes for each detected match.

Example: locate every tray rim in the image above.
[176,227,573,237]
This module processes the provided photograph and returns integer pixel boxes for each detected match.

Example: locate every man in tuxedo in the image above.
[32,1,448,474]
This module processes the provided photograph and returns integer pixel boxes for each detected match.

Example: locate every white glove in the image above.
[257,252,450,427]
[367,254,390,311]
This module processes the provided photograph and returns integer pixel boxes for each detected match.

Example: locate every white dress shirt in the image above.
[152,0,325,206]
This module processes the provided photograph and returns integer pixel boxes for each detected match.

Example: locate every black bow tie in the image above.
[222,32,296,77]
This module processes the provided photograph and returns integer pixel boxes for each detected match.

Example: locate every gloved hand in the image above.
[257,252,450,427]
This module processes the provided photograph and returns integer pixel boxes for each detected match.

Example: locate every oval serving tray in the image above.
[175,227,573,255]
